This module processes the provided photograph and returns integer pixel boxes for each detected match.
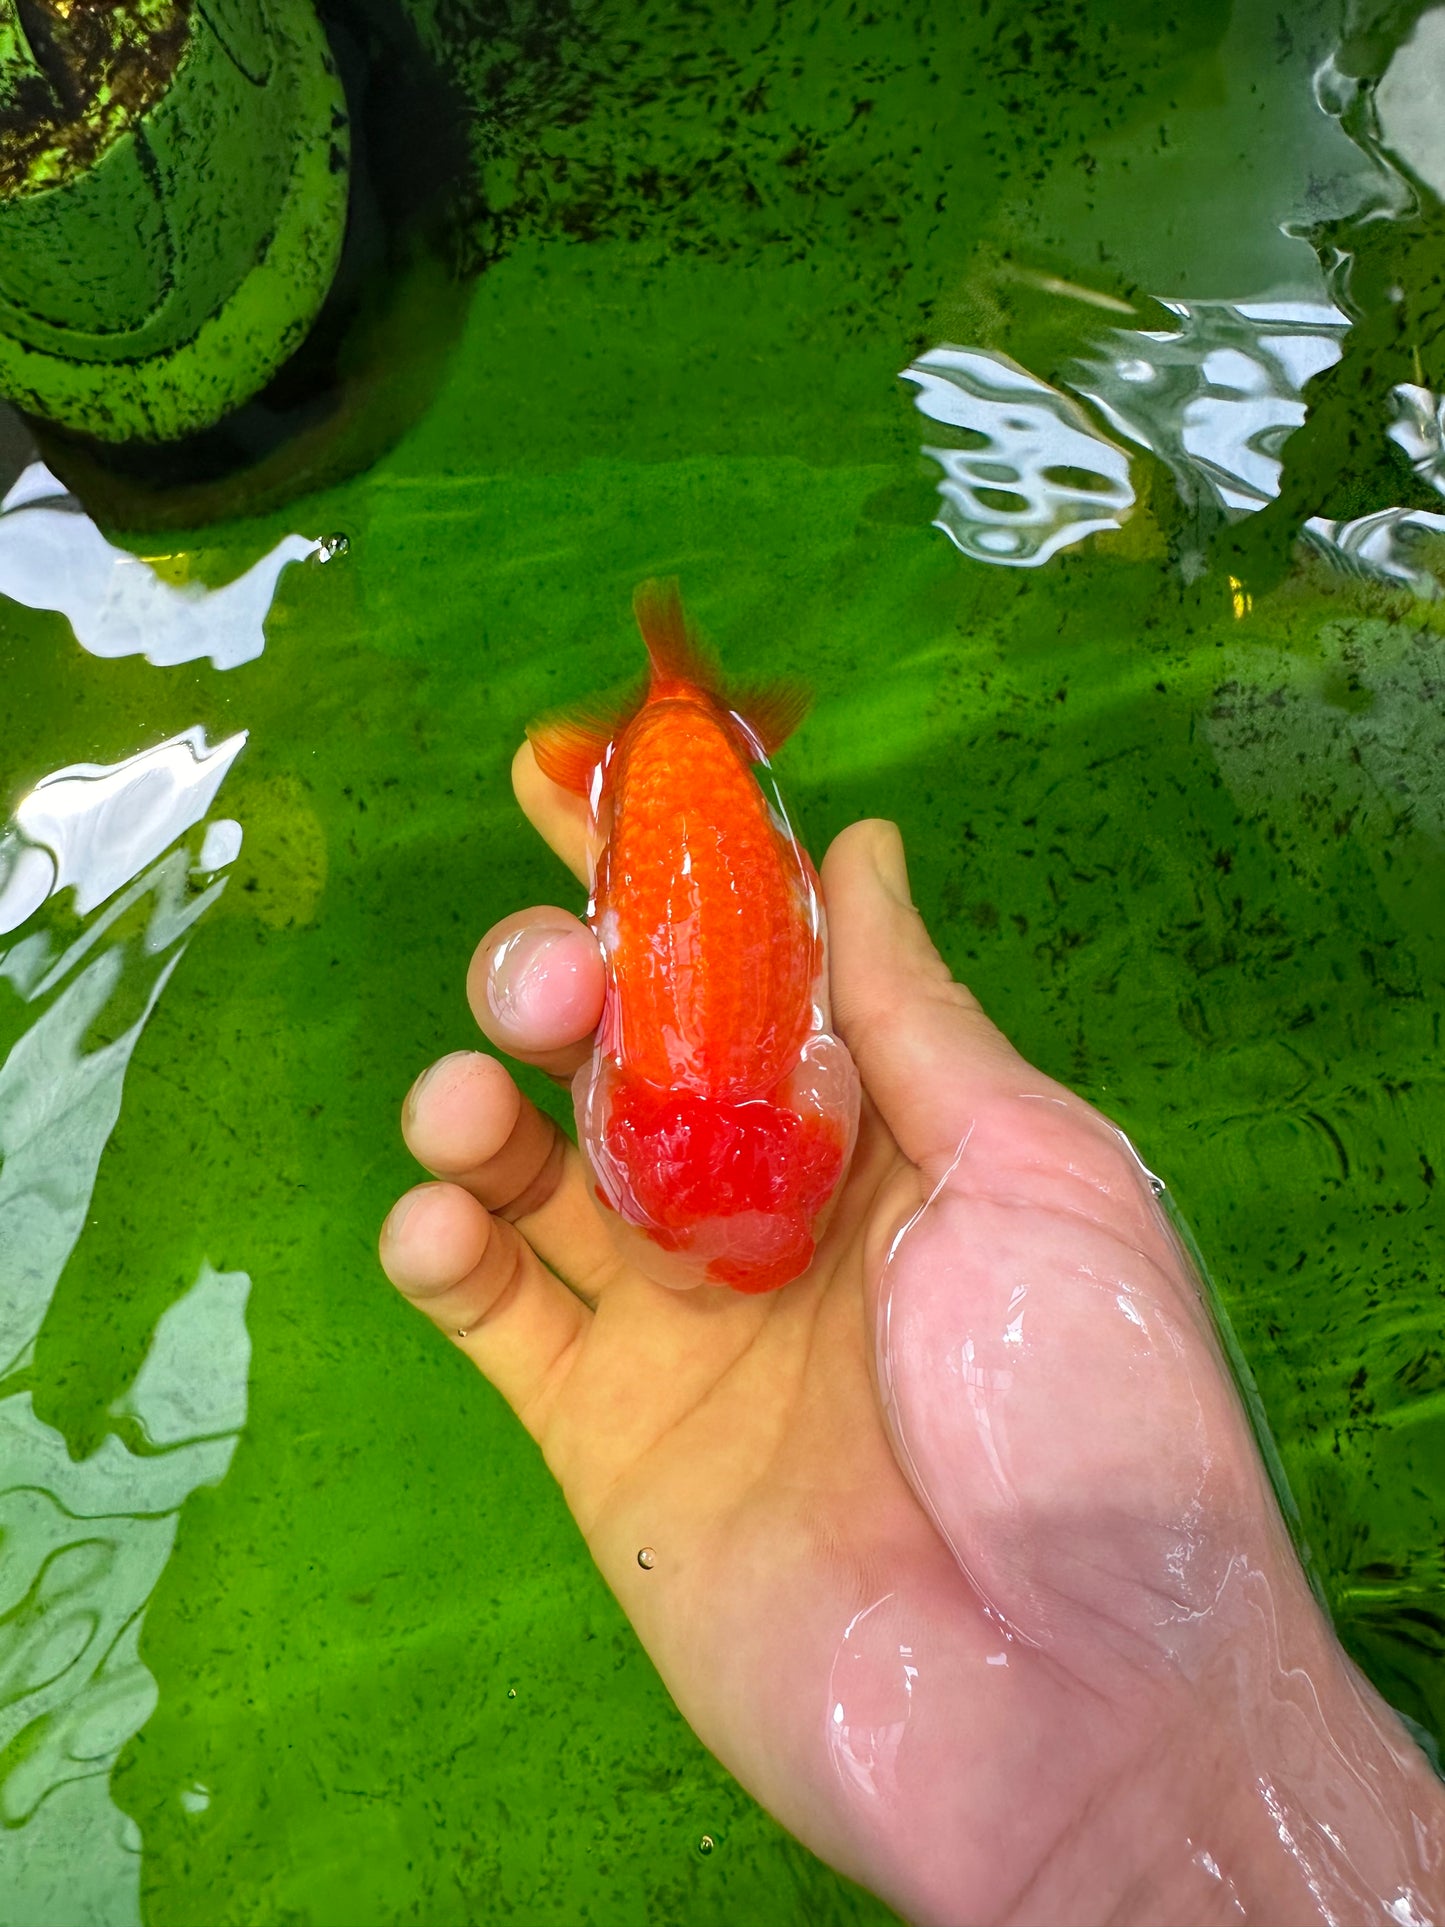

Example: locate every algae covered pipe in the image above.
[0,0,350,444]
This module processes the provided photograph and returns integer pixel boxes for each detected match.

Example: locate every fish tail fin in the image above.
[633,578,721,697]
[633,578,811,755]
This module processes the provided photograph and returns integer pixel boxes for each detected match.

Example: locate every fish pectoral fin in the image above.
[527,689,641,796]
[730,678,811,757]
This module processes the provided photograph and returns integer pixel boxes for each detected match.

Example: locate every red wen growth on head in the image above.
[527,581,860,1292]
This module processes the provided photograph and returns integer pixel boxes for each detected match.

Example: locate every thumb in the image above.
[821,820,1047,1171]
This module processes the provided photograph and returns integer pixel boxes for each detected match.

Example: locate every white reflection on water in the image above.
[0,916,182,1381]
[900,0,1445,593]
[1301,503,1445,597]
[902,347,1135,566]
[0,763,251,1923]
[1374,6,1445,199]
[1076,297,1349,514]
[0,456,309,1916]
[0,1269,249,1927]
[0,461,320,671]
[0,731,246,1376]
[1386,381,1445,489]
[1297,380,1445,595]
[1,727,247,930]
[907,295,1445,595]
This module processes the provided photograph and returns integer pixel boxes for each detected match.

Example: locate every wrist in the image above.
[1206,1620,1444,1927]
[1142,1589,1443,1927]
[1009,1573,1444,1927]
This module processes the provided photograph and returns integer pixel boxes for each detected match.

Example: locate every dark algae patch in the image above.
[0,0,191,195]
[0,1,1442,1922]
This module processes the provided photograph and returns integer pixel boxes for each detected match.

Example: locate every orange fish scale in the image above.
[602,699,816,1097]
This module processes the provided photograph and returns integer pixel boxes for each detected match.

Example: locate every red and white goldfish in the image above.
[527,581,859,1292]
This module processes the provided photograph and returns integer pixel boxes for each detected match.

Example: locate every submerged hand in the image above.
[380,747,1443,1927]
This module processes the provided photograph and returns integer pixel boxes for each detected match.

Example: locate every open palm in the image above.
[380,750,1420,1927]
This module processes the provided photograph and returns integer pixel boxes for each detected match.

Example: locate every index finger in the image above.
[513,742,589,885]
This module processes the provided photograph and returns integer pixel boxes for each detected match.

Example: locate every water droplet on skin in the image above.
[698,1834,715,1855]
[637,1546,656,1569]
[314,532,350,564]
[827,1595,918,1802]
[506,1687,516,1699]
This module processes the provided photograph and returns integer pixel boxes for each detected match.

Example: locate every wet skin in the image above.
[380,745,1445,1927]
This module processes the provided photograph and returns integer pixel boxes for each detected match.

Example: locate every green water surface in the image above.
[1,2,1442,1923]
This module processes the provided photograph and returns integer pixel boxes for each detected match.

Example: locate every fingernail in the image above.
[405,1051,471,1124]
[486,928,571,1031]
[870,821,912,905]
[384,1192,418,1243]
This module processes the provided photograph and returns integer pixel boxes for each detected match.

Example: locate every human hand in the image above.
[380,747,1444,1927]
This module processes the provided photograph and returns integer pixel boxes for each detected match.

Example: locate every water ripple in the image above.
[902,347,1135,567]
[1076,297,1348,515]
[907,297,1445,596]
[0,1272,248,1920]
[0,530,281,1915]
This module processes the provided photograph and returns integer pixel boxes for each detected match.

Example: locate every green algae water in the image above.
[1,2,1443,1922]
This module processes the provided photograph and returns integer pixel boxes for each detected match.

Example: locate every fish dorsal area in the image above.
[601,696,815,1096]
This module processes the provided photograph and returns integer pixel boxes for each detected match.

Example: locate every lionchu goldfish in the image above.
[527,582,860,1293]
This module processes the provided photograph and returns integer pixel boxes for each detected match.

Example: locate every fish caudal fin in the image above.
[633,578,720,697]
[633,578,811,756]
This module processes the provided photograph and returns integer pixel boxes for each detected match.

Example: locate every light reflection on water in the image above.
[0,462,320,671]
[903,10,1445,593]
[901,348,1135,567]
[0,728,247,932]
[0,1270,248,1927]
[1301,378,1445,591]
[905,292,1445,597]
[1367,5,1445,201]
[0,838,250,1921]
[1075,297,1348,515]
[0,474,314,1922]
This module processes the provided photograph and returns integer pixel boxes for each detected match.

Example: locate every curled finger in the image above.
[380,1181,589,1439]
[402,1049,622,1303]
[468,908,603,1079]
